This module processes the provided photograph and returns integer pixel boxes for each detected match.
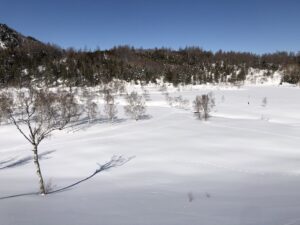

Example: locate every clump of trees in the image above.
[0,88,79,195]
[282,64,300,85]
[124,91,147,120]
[193,92,215,120]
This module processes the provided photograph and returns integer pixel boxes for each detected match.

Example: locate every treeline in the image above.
[0,42,300,87]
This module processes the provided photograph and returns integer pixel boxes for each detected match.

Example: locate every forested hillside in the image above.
[1,23,299,87]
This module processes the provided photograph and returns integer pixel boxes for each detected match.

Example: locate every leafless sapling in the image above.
[0,88,80,195]
[193,93,215,120]
[103,89,118,122]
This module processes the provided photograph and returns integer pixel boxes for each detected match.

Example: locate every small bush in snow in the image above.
[193,92,215,120]
[124,91,147,120]
[168,95,190,110]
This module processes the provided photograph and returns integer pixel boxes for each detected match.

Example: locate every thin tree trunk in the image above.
[32,145,46,195]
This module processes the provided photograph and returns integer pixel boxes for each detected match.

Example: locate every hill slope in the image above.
[0,23,42,49]
[0,23,299,87]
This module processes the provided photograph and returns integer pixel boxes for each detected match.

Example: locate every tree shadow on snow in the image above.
[138,114,152,121]
[68,117,128,133]
[0,155,134,200]
[0,150,56,171]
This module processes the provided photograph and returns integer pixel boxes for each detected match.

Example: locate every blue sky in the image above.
[1,0,299,54]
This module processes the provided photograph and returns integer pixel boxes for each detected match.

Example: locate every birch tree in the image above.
[0,88,79,195]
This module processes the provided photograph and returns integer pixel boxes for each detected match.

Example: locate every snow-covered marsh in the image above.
[1,85,300,225]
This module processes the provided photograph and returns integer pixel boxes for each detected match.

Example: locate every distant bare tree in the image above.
[193,93,215,120]
[86,98,98,123]
[0,88,80,195]
[194,95,203,119]
[103,89,118,122]
[124,91,146,120]
[261,97,268,107]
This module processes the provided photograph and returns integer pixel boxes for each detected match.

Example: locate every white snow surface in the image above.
[1,85,300,225]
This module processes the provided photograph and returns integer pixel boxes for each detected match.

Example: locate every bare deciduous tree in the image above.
[124,91,146,121]
[86,99,98,122]
[0,88,80,195]
[193,93,215,120]
[83,89,98,123]
[103,89,118,122]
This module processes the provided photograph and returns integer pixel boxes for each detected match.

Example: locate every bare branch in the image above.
[9,116,33,145]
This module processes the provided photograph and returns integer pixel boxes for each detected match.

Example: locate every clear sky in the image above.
[1,0,299,54]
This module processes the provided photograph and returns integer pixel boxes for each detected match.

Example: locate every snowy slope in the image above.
[1,86,300,225]
[245,68,283,86]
